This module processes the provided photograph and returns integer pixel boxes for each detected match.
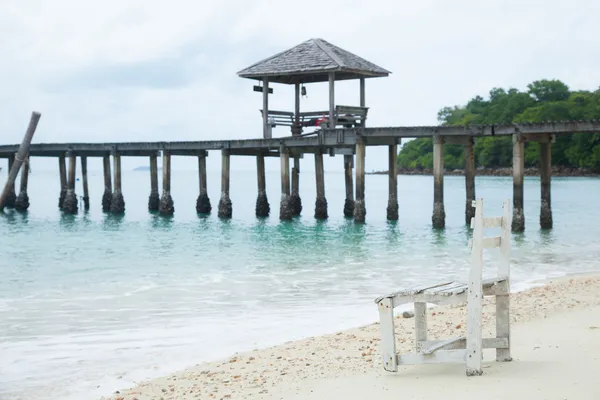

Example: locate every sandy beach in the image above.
[101,274,600,400]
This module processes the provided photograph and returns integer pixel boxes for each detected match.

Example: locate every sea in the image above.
[1,163,600,400]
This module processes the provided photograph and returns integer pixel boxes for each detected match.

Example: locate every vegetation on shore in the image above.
[397,79,600,172]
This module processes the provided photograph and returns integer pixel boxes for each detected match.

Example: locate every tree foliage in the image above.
[398,79,600,171]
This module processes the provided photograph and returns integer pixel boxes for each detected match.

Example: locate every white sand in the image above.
[101,275,600,400]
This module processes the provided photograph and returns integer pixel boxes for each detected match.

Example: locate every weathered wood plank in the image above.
[470,216,502,229]
[397,349,466,366]
[466,198,484,376]
[433,282,468,296]
[414,302,427,351]
[422,336,465,355]
[420,337,508,352]
[377,297,398,372]
[497,199,512,362]
[385,281,454,298]
[468,235,501,249]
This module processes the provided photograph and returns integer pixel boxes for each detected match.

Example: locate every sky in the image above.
[1,0,599,173]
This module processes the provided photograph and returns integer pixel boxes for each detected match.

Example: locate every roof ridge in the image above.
[312,38,345,68]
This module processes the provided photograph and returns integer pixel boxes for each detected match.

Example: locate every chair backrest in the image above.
[470,198,511,280]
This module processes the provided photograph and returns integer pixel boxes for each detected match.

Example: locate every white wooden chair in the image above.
[374,198,512,376]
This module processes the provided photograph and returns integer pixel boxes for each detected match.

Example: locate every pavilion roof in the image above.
[237,38,391,84]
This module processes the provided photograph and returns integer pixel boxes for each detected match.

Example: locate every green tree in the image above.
[398,79,600,172]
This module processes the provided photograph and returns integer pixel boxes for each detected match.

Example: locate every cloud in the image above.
[1,0,599,172]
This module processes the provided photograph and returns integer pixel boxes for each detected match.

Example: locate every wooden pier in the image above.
[1,38,600,231]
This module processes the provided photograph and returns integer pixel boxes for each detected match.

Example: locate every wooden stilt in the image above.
[159,151,174,215]
[58,155,67,210]
[314,150,327,219]
[343,155,355,218]
[464,137,476,225]
[290,156,302,216]
[4,154,17,208]
[0,112,40,211]
[62,152,78,214]
[102,155,112,212]
[354,138,366,222]
[110,153,125,214]
[255,154,270,217]
[148,154,159,212]
[217,149,232,218]
[432,135,445,228]
[81,156,90,211]
[279,146,292,221]
[540,136,552,229]
[14,155,30,211]
[196,153,212,214]
[511,134,525,232]
[386,144,399,221]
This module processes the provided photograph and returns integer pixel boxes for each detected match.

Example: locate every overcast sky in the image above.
[1,0,599,172]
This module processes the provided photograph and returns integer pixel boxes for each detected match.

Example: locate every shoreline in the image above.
[368,166,600,177]
[101,272,600,400]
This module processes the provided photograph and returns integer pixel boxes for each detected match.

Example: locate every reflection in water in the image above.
[102,213,125,230]
[538,228,556,247]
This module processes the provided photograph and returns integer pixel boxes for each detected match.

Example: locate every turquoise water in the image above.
[1,165,600,400]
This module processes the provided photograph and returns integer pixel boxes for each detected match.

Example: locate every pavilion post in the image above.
[329,72,336,128]
[360,78,366,107]
[262,78,270,139]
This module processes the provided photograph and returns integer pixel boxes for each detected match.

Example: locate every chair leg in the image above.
[414,302,427,352]
[496,282,512,362]
[466,292,483,376]
[378,297,398,372]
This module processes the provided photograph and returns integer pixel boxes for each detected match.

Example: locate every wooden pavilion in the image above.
[237,38,391,138]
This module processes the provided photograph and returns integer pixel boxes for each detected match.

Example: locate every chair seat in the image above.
[375,276,508,306]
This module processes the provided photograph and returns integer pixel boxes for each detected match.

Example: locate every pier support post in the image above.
[255,154,270,217]
[386,144,399,221]
[14,155,30,211]
[512,134,525,232]
[110,153,125,214]
[540,136,553,229]
[4,154,17,208]
[217,149,232,218]
[289,156,302,216]
[102,155,112,212]
[62,152,78,214]
[343,155,355,218]
[314,150,328,219]
[432,135,445,229]
[354,137,366,223]
[58,155,67,210]
[159,151,174,216]
[196,153,212,214]
[81,156,90,211]
[279,146,293,221]
[0,112,40,211]
[148,154,160,212]
[464,137,476,225]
